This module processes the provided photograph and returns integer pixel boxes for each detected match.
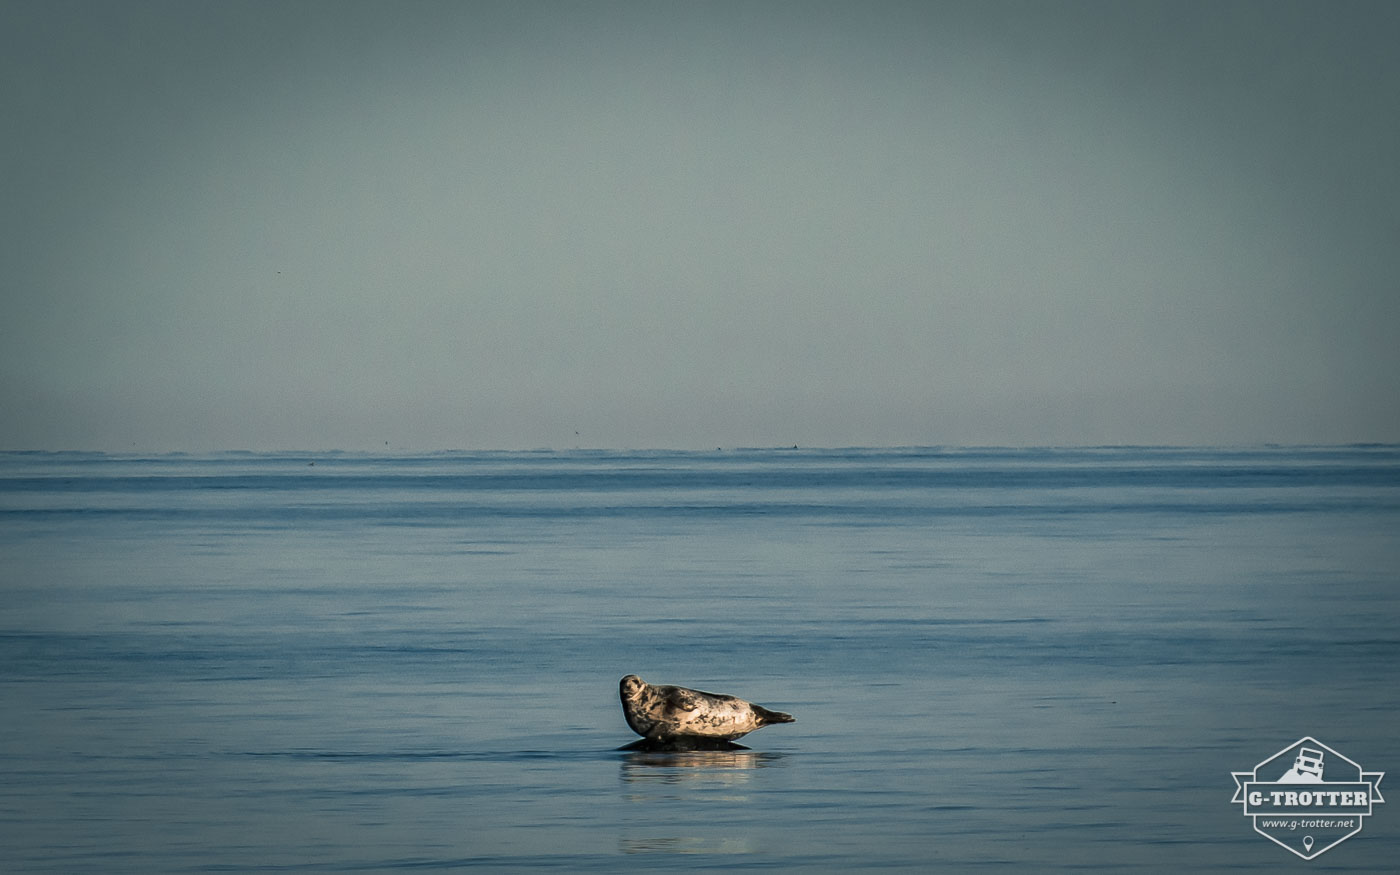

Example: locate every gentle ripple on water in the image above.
[1,446,1398,871]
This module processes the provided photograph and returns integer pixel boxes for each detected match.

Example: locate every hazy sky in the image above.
[3,0,1397,451]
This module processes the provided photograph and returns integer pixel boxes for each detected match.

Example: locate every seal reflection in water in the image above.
[619,674,794,750]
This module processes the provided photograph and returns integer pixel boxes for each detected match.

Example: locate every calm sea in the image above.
[1,446,1397,871]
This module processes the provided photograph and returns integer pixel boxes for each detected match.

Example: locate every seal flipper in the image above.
[752,704,795,725]
[668,687,703,712]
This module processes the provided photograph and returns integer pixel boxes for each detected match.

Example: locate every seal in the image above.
[619,674,794,745]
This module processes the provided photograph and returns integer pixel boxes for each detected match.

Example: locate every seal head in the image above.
[619,674,795,742]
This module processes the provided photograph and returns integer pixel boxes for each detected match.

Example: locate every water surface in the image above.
[2,446,1398,870]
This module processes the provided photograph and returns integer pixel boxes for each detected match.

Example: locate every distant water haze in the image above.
[3,1,1398,451]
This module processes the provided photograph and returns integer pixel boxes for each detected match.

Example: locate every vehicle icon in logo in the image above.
[1277,746,1326,783]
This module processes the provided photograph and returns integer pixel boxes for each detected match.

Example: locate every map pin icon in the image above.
[1303,836,1314,853]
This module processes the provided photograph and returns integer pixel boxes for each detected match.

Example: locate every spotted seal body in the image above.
[619,674,795,743]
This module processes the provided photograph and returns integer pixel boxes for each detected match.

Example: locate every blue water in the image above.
[2,446,1397,871]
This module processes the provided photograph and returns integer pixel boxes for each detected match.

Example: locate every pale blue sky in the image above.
[3,0,1397,450]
